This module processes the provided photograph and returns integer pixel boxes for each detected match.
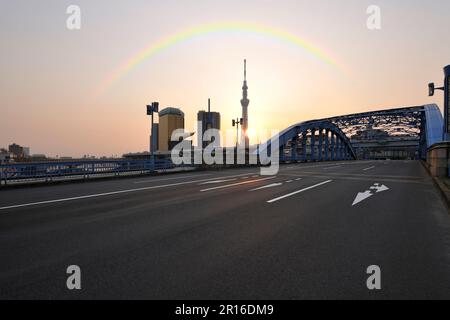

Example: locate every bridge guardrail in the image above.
[0,159,183,186]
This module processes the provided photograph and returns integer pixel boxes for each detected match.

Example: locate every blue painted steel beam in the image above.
[302,131,307,162]
[330,133,335,161]
[291,136,299,162]
[317,128,323,161]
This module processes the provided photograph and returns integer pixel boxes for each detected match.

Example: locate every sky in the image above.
[1,0,449,157]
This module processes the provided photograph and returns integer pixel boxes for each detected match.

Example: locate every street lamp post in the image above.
[428,65,450,140]
[232,118,243,149]
[146,102,159,168]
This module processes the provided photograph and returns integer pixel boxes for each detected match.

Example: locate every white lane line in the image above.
[286,180,293,183]
[283,162,357,171]
[295,178,302,181]
[251,175,259,178]
[200,176,277,192]
[363,166,375,171]
[134,172,253,184]
[199,178,237,185]
[133,173,211,184]
[267,180,333,204]
[0,173,256,211]
[249,183,283,192]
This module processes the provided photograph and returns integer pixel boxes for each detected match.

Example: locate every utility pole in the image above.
[428,65,450,140]
[232,117,243,149]
[146,102,159,168]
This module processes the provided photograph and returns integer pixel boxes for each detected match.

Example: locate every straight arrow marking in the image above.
[352,191,373,206]
[352,183,390,206]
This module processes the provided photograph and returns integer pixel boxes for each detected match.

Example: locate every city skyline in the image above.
[1,0,450,157]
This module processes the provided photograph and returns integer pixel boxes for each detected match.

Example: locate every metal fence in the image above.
[0,159,181,186]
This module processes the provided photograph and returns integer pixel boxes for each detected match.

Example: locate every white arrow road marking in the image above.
[352,183,389,206]
[249,183,283,192]
[352,191,374,206]
[370,183,389,193]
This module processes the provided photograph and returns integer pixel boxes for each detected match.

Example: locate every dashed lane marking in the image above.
[267,180,333,204]
[200,176,277,192]
[249,183,283,192]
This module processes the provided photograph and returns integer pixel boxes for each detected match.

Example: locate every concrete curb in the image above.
[421,160,450,211]
[432,177,450,211]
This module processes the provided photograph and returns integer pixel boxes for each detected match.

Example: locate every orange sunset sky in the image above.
[1,0,449,157]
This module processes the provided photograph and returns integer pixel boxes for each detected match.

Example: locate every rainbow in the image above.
[93,22,348,98]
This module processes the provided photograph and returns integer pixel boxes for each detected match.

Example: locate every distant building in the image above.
[197,110,221,146]
[8,143,29,159]
[23,147,30,157]
[351,128,390,141]
[30,154,47,161]
[197,99,221,149]
[158,107,185,152]
[0,149,12,164]
[123,151,151,160]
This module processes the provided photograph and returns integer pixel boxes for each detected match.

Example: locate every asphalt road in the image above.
[1,160,450,299]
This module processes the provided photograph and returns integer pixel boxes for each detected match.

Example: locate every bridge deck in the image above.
[0,161,449,299]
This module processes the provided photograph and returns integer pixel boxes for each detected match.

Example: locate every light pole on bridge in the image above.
[429,65,450,140]
[146,102,159,167]
[232,117,243,149]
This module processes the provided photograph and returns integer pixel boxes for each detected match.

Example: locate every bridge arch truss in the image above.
[262,104,443,163]
[275,120,357,162]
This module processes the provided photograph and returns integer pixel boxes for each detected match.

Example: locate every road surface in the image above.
[1,160,450,299]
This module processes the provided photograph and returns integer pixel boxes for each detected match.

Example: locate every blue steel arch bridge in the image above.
[268,104,443,162]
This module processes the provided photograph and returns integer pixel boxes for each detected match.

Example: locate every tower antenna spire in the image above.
[244,59,246,81]
[240,59,249,150]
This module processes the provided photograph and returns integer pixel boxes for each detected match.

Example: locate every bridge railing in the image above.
[0,159,184,186]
